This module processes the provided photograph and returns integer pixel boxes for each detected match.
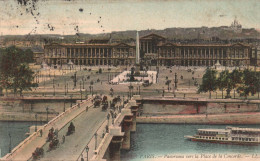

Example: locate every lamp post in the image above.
[82,78,85,89]
[35,114,38,132]
[53,84,55,96]
[46,107,49,122]
[80,90,82,102]
[162,87,165,97]
[174,73,178,89]
[107,113,110,127]
[8,133,11,153]
[94,132,98,150]
[85,146,89,161]
[70,95,73,107]
[80,81,82,102]
[64,96,66,112]
[65,84,67,96]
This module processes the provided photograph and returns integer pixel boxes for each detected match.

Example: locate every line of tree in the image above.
[198,68,260,99]
[0,46,37,96]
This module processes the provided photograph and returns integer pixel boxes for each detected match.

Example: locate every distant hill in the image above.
[1,26,259,45]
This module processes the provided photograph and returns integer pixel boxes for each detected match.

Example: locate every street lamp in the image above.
[65,84,67,96]
[53,84,55,96]
[107,113,110,127]
[35,114,38,132]
[46,107,49,122]
[9,133,12,153]
[70,95,73,107]
[85,146,89,161]
[80,81,82,102]
[94,132,98,150]
[162,87,165,97]
[64,96,66,112]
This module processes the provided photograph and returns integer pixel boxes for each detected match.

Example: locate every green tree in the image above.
[216,70,230,99]
[237,69,259,99]
[198,68,218,98]
[165,80,172,91]
[229,69,243,98]
[0,46,35,96]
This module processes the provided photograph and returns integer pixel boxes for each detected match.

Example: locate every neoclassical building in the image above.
[44,33,252,67]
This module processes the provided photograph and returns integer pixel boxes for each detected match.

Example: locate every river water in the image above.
[121,124,260,161]
[0,121,45,157]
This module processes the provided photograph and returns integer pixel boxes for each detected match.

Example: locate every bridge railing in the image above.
[3,97,93,160]
[89,100,134,161]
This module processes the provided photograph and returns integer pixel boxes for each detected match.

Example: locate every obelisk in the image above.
[135,31,140,75]
[136,31,140,65]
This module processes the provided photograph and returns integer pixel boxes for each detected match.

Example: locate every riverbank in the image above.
[0,112,56,122]
[136,112,260,124]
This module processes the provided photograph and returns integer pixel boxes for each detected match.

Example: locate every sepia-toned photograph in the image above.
[0,0,259,160]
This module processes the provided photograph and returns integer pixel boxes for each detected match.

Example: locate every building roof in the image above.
[88,39,110,44]
[198,129,229,133]
[140,33,166,40]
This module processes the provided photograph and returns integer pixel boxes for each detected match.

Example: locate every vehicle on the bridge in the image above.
[47,128,55,142]
[109,88,114,97]
[102,95,108,104]
[142,80,151,87]
[184,126,260,145]
[66,122,75,136]
[32,147,44,160]
[102,103,108,111]
[112,96,121,104]
[94,100,101,107]
[49,137,59,151]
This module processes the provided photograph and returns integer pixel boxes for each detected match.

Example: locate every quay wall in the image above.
[141,98,260,115]
[136,112,260,124]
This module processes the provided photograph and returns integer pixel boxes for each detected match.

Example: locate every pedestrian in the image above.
[55,129,58,137]
[86,106,88,112]
[62,135,65,143]
[40,129,43,137]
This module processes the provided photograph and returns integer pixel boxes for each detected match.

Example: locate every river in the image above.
[121,124,260,161]
[0,121,45,157]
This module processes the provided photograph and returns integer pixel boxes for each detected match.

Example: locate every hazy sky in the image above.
[0,0,259,35]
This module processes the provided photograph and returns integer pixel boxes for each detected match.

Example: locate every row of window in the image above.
[199,136,228,141]
[232,137,258,142]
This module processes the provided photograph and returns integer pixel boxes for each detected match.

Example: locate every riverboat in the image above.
[184,126,260,145]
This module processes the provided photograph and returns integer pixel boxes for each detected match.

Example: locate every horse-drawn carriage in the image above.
[102,103,108,111]
[49,137,59,151]
[32,147,44,160]
[101,96,108,111]
[66,122,75,136]
[93,95,102,108]
[112,96,121,104]
[47,128,55,142]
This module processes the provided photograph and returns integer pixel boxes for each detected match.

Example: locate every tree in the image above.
[237,69,259,99]
[0,46,35,96]
[198,68,218,98]
[15,64,35,96]
[229,69,243,98]
[165,80,171,91]
[216,70,230,99]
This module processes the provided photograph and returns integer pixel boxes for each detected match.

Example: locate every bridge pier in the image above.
[108,137,123,161]
[130,105,138,132]
[121,116,133,150]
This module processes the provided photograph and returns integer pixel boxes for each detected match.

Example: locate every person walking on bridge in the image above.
[62,135,65,143]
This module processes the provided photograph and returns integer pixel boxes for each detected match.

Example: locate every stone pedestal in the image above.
[134,64,140,76]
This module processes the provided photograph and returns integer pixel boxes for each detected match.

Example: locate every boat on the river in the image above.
[184,126,260,145]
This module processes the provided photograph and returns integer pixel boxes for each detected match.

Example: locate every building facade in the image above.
[44,33,252,67]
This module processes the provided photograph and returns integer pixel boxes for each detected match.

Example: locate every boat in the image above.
[184,126,260,145]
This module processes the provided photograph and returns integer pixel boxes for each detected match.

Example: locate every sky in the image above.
[0,0,259,35]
